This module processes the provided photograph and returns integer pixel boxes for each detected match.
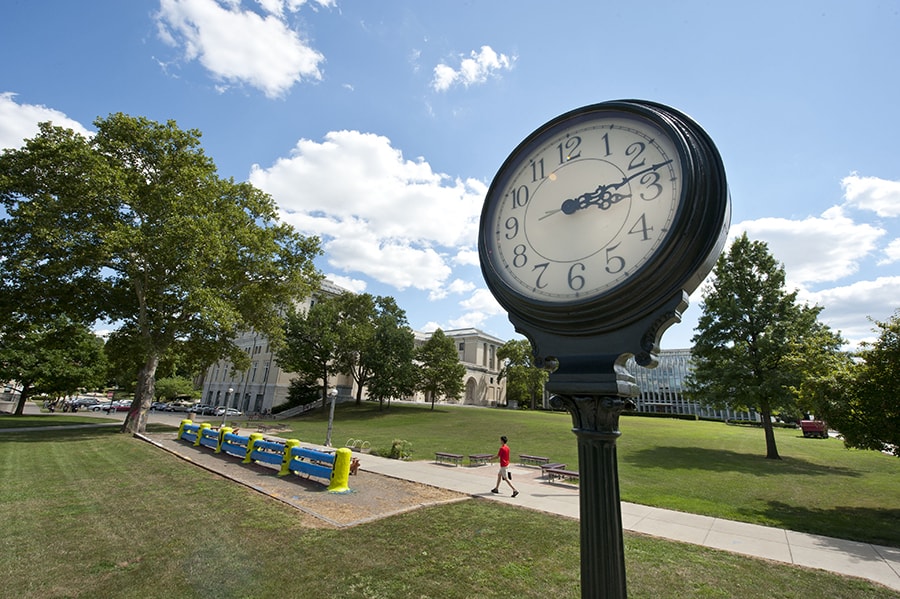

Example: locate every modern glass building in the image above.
[627,349,755,421]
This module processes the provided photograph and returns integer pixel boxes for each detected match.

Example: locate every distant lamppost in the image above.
[324,386,338,447]
[221,387,234,427]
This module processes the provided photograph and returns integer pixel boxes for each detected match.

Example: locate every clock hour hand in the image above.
[540,184,624,219]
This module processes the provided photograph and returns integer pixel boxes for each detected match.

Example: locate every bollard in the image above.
[215,426,232,453]
[327,447,352,493]
[243,433,265,464]
[194,422,211,447]
[279,439,301,476]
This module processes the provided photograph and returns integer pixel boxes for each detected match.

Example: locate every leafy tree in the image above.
[686,233,844,459]
[333,293,417,409]
[808,312,900,456]
[416,328,466,410]
[332,292,378,404]
[0,316,107,415]
[153,376,198,401]
[0,115,321,433]
[366,299,418,409]
[276,297,341,408]
[283,375,321,411]
[497,339,548,409]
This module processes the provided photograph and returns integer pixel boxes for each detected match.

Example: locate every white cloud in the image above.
[452,248,479,267]
[250,129,486,292]
[841,173,900,217]
[431,45,514,92]
[803,276,900,348]
[419,321,441,333]
[438,288,508,332]
[878,238,900,265]
[155,0,327,98]
[459,288,505,315]
[324,273,366,293]
[428,277,475,301]
[447,312,488,330]
[734,206,883,286]
[326,233,451,291]
[256,0,333,18]
[0,92,92,150]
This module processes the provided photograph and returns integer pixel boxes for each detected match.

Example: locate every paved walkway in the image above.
[355,452,900,593]
[3,414,899,592]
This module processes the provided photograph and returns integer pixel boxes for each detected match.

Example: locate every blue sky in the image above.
[2,1,899,351]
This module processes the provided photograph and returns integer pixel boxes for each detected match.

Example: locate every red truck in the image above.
[800,420,828,438]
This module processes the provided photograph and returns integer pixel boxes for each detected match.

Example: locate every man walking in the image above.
[491,435,519,497]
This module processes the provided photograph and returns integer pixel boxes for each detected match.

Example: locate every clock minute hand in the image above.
[575,159,673,211]
[614,159,674,189]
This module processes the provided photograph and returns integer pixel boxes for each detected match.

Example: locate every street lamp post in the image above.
[324,387,338,447]
[222,387,234,428]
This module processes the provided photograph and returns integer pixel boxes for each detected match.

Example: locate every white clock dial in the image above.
[485,110,684,303]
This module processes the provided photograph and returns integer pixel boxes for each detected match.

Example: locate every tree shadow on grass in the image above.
[0,423,177,443]
[756,501,900,549]
[621,446,861,478]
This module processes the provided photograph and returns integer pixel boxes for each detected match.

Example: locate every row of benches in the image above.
[432,451,579,483]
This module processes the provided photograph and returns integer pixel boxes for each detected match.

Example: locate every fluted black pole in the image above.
[552,394,629,598]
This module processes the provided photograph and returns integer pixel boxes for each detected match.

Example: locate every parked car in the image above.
[214,407,242,417]
[197,405,218,416]
[90,400,130,412]
[150,401,168,411]
[800,420,828,438]
[73,397,100,408]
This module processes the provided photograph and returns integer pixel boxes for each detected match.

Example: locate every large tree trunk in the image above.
[761,407,781,460]
[355,378,364,405]
[122,354,160,434]
[13,381,33,416]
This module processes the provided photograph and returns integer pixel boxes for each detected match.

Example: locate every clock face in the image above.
[482,108,685,304]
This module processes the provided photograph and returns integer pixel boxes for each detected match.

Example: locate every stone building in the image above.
[199,281,507,413]
[412,328,507,407]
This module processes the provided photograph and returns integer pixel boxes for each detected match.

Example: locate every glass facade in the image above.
[627,349,755,421]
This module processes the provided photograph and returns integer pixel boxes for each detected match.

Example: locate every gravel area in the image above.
[142,432,468,528]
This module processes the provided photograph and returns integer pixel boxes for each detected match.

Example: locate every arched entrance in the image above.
[464,377,478,405]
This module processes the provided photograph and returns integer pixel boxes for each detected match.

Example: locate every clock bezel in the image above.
[478,99,729,335]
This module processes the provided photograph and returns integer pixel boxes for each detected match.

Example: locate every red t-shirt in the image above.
[498,444,510,467]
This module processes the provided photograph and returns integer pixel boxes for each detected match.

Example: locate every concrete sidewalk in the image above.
[355,451,900,593]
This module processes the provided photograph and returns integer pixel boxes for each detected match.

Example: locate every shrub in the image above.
[372,439,413,460]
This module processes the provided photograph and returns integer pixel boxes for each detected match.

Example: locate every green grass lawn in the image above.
[1,424,896,599]
[252,402,900,547]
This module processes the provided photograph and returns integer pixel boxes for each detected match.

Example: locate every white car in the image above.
[214,407,242,417]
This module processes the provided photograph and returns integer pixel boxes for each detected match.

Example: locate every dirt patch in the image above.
[142,432,468,528]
